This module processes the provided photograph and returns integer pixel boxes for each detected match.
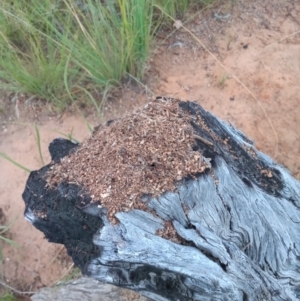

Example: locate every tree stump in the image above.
[23,97,300,301]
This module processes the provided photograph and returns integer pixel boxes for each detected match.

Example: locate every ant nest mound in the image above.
[47,97,210,223]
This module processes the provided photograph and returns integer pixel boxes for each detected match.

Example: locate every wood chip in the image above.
[46,98,210,223]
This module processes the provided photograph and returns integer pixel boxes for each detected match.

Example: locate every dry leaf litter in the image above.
[47,98,210,232]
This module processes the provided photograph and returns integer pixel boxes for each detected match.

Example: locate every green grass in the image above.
[35,125,45,166]
[0,152,31,173]
[154,0,188,19]
[0,0,215,110]
[0,292,17,301]
[0,219,20,265]
[218,73,228,89]
[57,267,81,285]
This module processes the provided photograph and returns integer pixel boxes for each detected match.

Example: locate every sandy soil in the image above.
[151,0,300,174]
[0,0,299,298]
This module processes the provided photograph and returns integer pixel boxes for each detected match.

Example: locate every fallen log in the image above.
[23,97,300,301]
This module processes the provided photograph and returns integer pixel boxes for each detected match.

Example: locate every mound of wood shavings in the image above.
[47,98,209,223]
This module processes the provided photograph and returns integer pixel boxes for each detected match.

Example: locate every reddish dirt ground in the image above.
[0,0,299,298]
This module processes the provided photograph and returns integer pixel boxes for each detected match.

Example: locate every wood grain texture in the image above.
[31,277,149,301]
[23,100,300,301]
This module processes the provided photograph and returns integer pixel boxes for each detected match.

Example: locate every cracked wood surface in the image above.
[23,100,300,301]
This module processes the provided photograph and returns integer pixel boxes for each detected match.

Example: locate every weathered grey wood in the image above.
[31,277,149,301]
[23,100,300,301]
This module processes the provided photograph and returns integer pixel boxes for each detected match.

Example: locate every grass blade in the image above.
[51,129,78,143]
[0,218,21,265]
[35,125,45,166]
[0,235,20,247]
[0,152,31,173]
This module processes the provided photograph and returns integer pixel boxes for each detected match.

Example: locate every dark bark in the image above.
[23,100,300,301]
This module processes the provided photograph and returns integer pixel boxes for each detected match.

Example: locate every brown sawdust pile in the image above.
[47,97,209,224]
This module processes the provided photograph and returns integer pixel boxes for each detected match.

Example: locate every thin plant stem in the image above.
[0,280,34,295]
[35,125,45,166]
[0,152,31,173]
